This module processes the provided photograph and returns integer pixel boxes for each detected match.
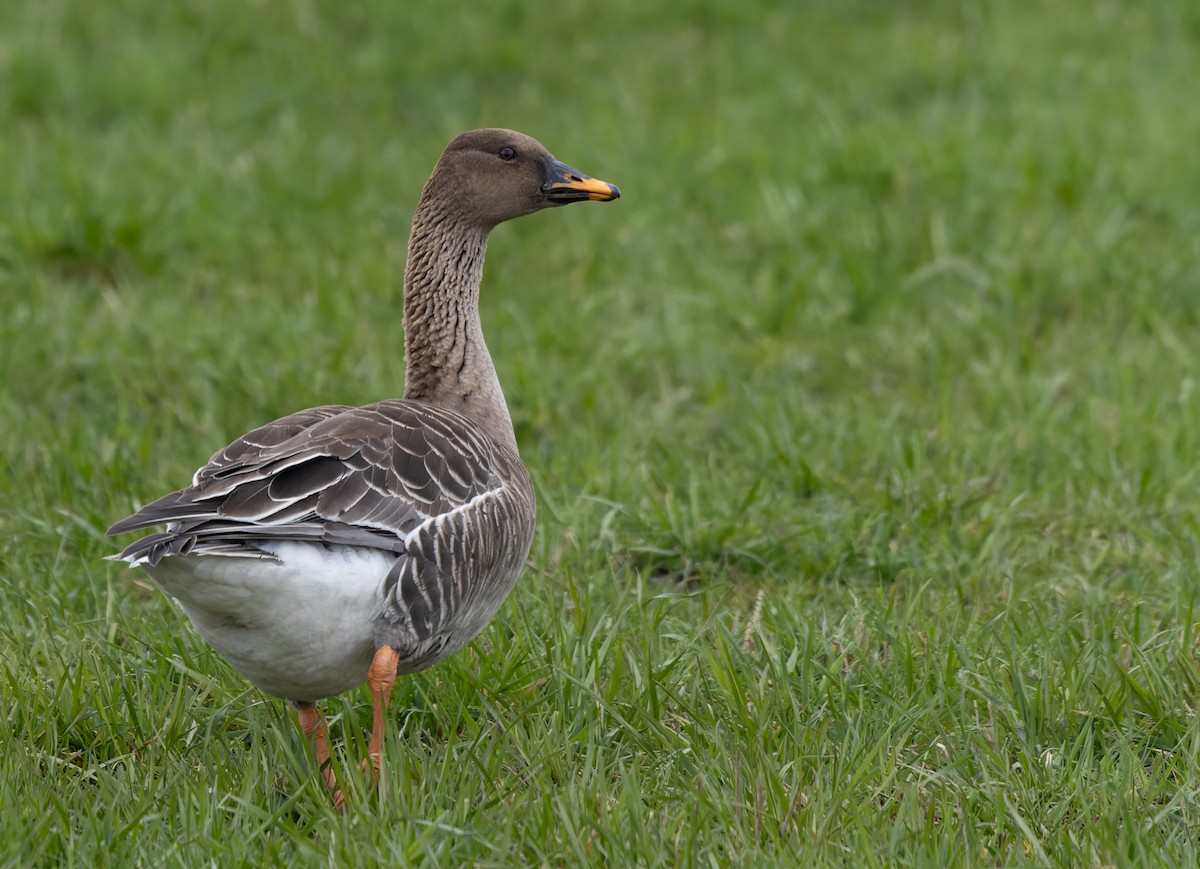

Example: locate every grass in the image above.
[3,0,1200,864]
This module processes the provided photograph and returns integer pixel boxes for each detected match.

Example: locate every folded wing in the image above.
[108,399,506,566]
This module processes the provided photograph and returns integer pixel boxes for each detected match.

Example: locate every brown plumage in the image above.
[107,129,619,807]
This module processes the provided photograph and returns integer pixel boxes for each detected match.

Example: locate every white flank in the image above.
[145,542,392,700]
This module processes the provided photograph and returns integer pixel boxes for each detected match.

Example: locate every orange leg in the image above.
[365,645,400,782]
[294,701,345,810]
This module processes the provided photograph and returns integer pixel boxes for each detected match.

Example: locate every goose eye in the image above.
[498,147,517,161]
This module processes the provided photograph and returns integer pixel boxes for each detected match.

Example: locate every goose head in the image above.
[424,128,620,229]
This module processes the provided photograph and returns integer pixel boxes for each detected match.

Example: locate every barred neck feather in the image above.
[401,196,517,455]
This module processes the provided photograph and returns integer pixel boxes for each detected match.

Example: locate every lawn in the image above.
[3,0,1200,864]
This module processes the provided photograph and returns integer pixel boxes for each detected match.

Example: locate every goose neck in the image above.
[401,204,518,453]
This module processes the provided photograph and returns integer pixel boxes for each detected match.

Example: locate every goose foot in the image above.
[364,645,400,786]
[294,701,345,811]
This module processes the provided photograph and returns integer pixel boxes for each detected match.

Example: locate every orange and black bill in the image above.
[542,158,620,203]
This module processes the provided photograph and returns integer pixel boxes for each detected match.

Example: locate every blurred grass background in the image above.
[3,0,1200,864]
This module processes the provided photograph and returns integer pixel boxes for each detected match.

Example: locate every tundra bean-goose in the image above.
[107,129,619,807]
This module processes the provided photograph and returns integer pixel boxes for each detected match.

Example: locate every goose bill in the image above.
[542,159,621,203]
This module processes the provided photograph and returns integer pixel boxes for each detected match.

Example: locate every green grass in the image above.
[3,0,1200,864]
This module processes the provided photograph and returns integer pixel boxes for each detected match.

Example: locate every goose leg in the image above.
[365,645,400,782]
[294,701,344,810]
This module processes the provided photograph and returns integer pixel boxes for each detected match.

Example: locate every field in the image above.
[3,0,1200,864]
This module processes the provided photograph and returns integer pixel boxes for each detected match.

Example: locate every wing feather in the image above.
[108,399,513,566]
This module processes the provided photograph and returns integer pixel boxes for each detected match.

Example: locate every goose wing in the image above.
[107,399,508,567]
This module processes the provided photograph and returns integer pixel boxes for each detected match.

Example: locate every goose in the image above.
[107,128,619,807]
